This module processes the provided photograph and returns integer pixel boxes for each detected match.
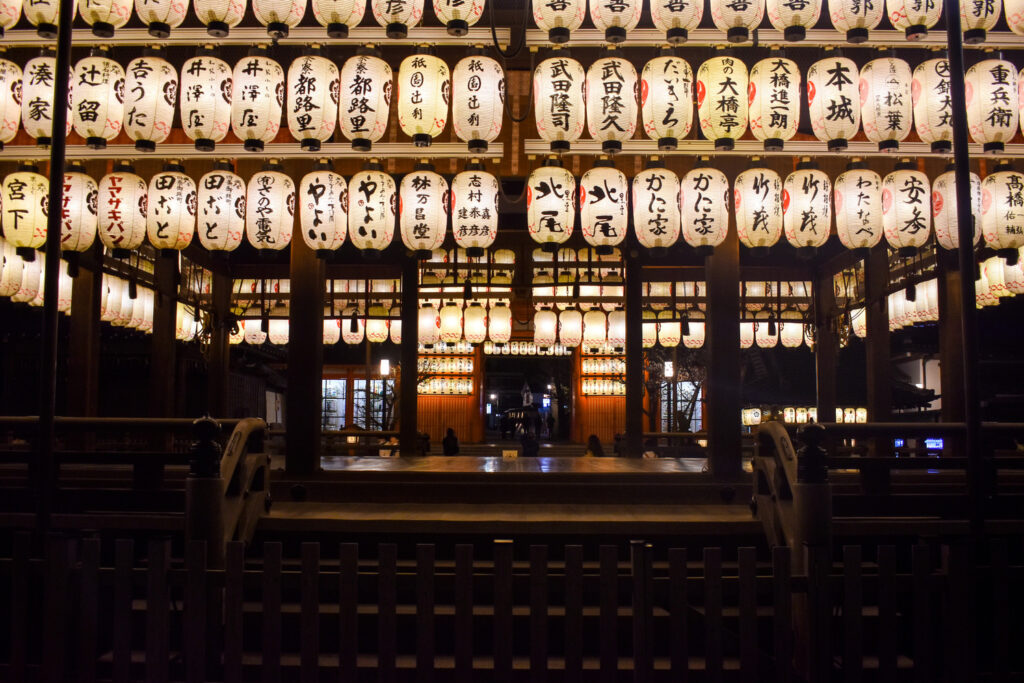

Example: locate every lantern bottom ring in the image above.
[540,243,561,254]
[601,140,622,154]
[244,139,265,152]
[594,245,614,256]
[91,22,115,38]
[763,137,784,151]
[983,141,1005,154]
[878,139,899,152]
[726,27,749,42]
[36,23,57,39]
[548,27,570,43]
[35,136,52,148]
[963,28,987,44]
[897,246,918,258]
[468,139,489,153]
[301,138,322,152]
[998,248,1019,266]
[413,134,433,147]
[604,26,627,43]
[351,138,372,152]
[413,249,433,260]
[827,138,848,152]
[147,21,171,38]
[160,249,179,259]
[206,21,230,37]
[783,25,806,41]
[386,22,409,39]
[657,137,678,151]
[647,246,668,258]
[266,22,289,38]
[549,140,571,153]
[135,139,156,153]
[326,22,349,38]
[86,137,108,150]
[665,27,688,43]
[714,138,735,151]
[465,247,485,257]
[694,245,713,257]
[845,27,868,43]
[194,138,216,152]
[446,19,469,36]
[905,24,927,39]
[112,248,132,260]
[15,247,36,262]
[931,140,952,153]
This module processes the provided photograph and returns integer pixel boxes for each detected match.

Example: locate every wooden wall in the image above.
[573,396,626,446]
[416,346,485,445]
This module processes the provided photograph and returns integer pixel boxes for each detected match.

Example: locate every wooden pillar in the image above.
[207,269,232,419]
[864,245,892,463]
[813,269,837,424]
[286,238,325,475]
[624,257,644,457]
[67,257,101,417]
[399,261,419,455]
[150,254,178,418]
[937,250,965,423]
[705,229,742,481]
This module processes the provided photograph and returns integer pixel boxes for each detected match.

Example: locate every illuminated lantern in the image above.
[639,309,655,347]
[81,0,131,35]
[932,168,981,250]
[267,318,289,345]
[860,58,913,152]
[1006,256,1024,293]
[754,311,778,348]
[586,53,638,155]
[882,164,931,256]
[982,167,1024,260]
[532,0,584,42]
[286,53,339,152]
[435,0,483,34]
[767,0,820,39]
[194,0,246,35]
[175,303,194,340]
[451,164,499,256]
[342,307,365,344]
[887,0,940,39]
[912,58,953,153]
[696,56,747,150]
[0,238,23,296]
[680,166,730,255]
[748,56,799,149]
[98,165,147,257]
[527,162,575,251]
[463,302,487,344]
[246,163,295,251]
[850,306,866,337]
[253,0,306,37]
[0,0,22,37]
[452,52,504,153]
[966,60,1018,153]
[734,168,783,255]
[60,166,98,253]
[807,56,860,151]
[607,307,625,350]
[25,0,76,37]
[534,54,585,152]
[348,165,396,256]
[683,315,705,348]
[658,309,681,347]
[72,51,124,149]
[135,0,185,36]
[834,165,883,251]
[779,310,803,347]
[829,0,882,41]
[310,0,362,36]
[22,54,72,146]
[13,256,40,303]
[633,165,681,252]
[589,0,641,42]
[582,308,606,352]
[197,162,246,252]
[0,58,21,148]
[488,302,511,343]
[147,164,196,253]
[558,308,582,347]
[322,318,340,344]
[231,50,284,152]
[651,0,702,42]
[400,163,449,257]
[418,303,440,347]
[240,320,264,344]
[371,0,423,37]
[389,308,402,343]
[640,55,693,150]
[123,51,177,152]
[439,302,463,343]
[739,321,754,348]
[3,166,48,256]
[783,163,832,255]
[300,161,347,254]
[179,51,232,152]
[338,52,392,152]
[397,50,450,147]
[710,0,764,41]
[580,163,628,254]
[960,0,999,43]
[366,304,390,342]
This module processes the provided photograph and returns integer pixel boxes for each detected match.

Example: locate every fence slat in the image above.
[631,541,651,683]
[113,539,134,683]
[669,548,688,680]
[262,542,282,683]
[738,547,757,683]
[530,545,549,682]
[599,544,618,683]
[943,542,970,683]
[224,542,245,683]
[912,544,931,683]
[494,540,514,683]
[77,537,100,683]
[145,539,170,683]
[185,541,207,683]
[42,535,72,683]
[301,543,320,683]
[339,543,359,683]
[564,545,584,683]
[773,547,792,683]
[990,538,1009,682]
[9,532,29,681]
[378,543,398,683]
[843,546,863,683]
[416,544,436,682]
[877,545,897,683]
[454,544,473,683]
[705,548,723,683]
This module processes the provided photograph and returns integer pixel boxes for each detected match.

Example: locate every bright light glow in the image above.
[664,361,675,379]
[380,358,390,376]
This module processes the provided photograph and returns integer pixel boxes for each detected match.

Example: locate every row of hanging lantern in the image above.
[742,406,820,426]
[482,340,574,355]
[887,278,940,329]
[0,237,74,311]
[231,309,404,346]
[976,250,1024,306]
[581,379,625,396]
[418,377,474,395]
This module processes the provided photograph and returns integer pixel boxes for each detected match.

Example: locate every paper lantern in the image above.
[912,58,953,153]
[22,54,72,146]
[779,310,803,347]
[98,166,147,256]
[72,52,124,149]
[267,318,289,345]
[696,56,748,150]
[807,56,859,151]
[607,307,625,349]
[197,163,246,252]
[680,167,730,254]
[178,53,233,152]
[527,163,575,250]
[882,166,931,256]
[123,53,177,152]
[766,0,820,39]
[754,311,778,348]
[342,308,365,344]
[828,0,882,41]
[338,52,392,152]
[147,165,196,252]
[532,0,584,42]
[434,0,483,34]
[400,165,448,257]
[0,58,20,148]
[582,308,606,351]
[366,304,390,343]
[418,303,440,346]
[748,56,799,150]
[80,0,131,35]
[397,51,450,147]
[246,166,295,251]
[640,55,693,150]
[887,0,940,39]
[486,302,510,344]
[739,321,754,348]
[25,0,76,37]
[60,168,98,253]
[1006,255,1024,293]
[309,0,362,35]
[709,0,764,41]
[586,54,638,154]
[2,168,48,255]
[784,165,832,254]
[300,163,347,253]
[966,59,1018,153]
[534,55,585,152]
[13,255,40,303]
[850,306,866,337]
[348,167,396,255]
[175,303,194,340]
[389,308,403,343]
[0,238,23,296]
[0,0,22,37]
[834,166,883,250]
[452,53,504,153]
[932,168,981,250]
[558,308,582,346]
[650,0,702,42]
[194,0,246,35]
[230,52,284,154]
[135,0,185,36]
[320,318,339,345]
[859,57,913,152]
[286,54,339,151]
[633,166,681,251]
[461,302,485,344]
[639,309,655,348]
[982,168,1024,258]
[734,168,783,254]
[589,0,641,42]
[580,163,628,254]
[439,302,463,343]
[253,0,306,37]
[371,0,423,37]
[657,309,681,347]
[451,166,499,255]
[960,0,999,43]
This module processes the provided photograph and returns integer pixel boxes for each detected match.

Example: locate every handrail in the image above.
[0,416,245,430]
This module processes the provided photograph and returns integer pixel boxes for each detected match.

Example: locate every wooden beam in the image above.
[286,238,325,475]
[624,257,644,457]
[150,254,178,419]
[813,267,837,425]
[864,245,892,460]
[937,250,965,422]
[207,269,232,419]
[399,260,419,456]
[705,228,743,481]
[67,251,102,417]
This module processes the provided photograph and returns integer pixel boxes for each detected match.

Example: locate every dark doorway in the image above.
[484,353,573,441]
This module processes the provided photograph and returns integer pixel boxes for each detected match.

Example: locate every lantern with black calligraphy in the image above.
[253,0,306,38]
[734,168,782,255]
[932,167,981,250]
[371,0,423,37]
[651,0,702,42]
[860,57,912,152]
[966,59,1018,153]
[912,58,953,153]
[558,308,582,347]
[197,162,245,252]
[696,55,747,151]
[287,52,339,152]
[135,0,185,37]
[887,0,940,39]
[98,164,147,257]
[231,50,284,152]
[22,53,71,146]
[960,0,999,43]
[680,166,729,255]
[527,161,575,251]
[338,51,392,152]
[366,304,390,343]
[0,57,20,149]
[534,54,585,152]
[194,0,246,35]
[580,162,628,255]
[342,308,365,344]
[829,0,882,41]
[710,0,764,42]
[179,51,232,152]
[640,54,693,150]
[451,164,498,256]
[0,0,21,37]
[25,0,75,38]
[434,0,483,35]
[400,163,448,258]
[2,165,47,258]
[418,302,440,347]
[147,163,196,254]
[397,49,449,147]
[767,0,820,40]
[783,163,832,256]
[834,164,883,251]
[124,50,177,152]
[633,164,680,253]
[589,0,641,42]
[72,50,123,150]
[60,165,98,255]
[311,0,362,36]
[488,301,511,344]
[348,164,396,256]
[247,162,295,252]
[300,160,347,255]
[532,0,584,42]
[81,0,130,36]
[981,165,1024,262]
[807,56,859,151]
[749,56,799,149]
[439,302,463,344]
[586,53,637,154]
[453,51,504,153]
[882,163,931,256]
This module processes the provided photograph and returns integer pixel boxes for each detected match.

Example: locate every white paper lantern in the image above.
[0,59,20,148]
[912,58,953,153]
[25,0,76,37]
[633,166,681,251]
[287,54,339,151]
[338,52,392,152]
[147,165,196,252]
[247,166,295,251]
[527,164,575,250]
[779,310,803,347]
[859,58,913,152]
[784,165,832,253]
[60,168,98,253]
[123,53,177,152]
[22,55,72,146]
[960,0,999,43]
[849,307,866,337]
[300,163,347,253]
[488,302,511,344]
[3,168,48,255]
[267,318,289,345]
[580,164,628,254]
[656,309,680,347]
[1008,0,1024,34]
[178,53,233,152]
[589,0,641,42]
[175,302,195,340]
[309,0,362,35]
[231,52,284,152]
[0,0,22,37]
[966,59,1018,153]
[607,307,625,349]
[828,0,882,41]
[0,238,23,296]
[932,168,981,249]
[320,318,339,344]
[807,56,860,151]
[462,302,487,344]
[194,0,246,35]
[366,304,390,343]
[1006,255,1024,293]
[434,0,483,34]
[739,321,754,348]
[532,0,584,42]
[558,308,582,346]
[400,165,448,256]
[982,168,1024,257]
[253,0,306,37]
[451,166,499,255]
[650,0,702,42]
[887,0,940,39]
[766,0,820,39]
[754,311,778,348]
[452,53,504,153]
[534,55,585,152]
[371,0,423,36]
[389,308,403,343]
[586,55,637,155]
[342,308,365,344]
[13,255,40,303]
[418,302,440,346]
[710,0,764,42]
[834,166,883,250]
[72,53,124,149]
[734,168,783,253]
[748,56,799,150]
[680,166,730,254]
[98,166,147,256]
[197,164,246,252]
[135,0,185,36]
[81,0,131,35]
[582,308,606,351]
[397,51,450,147]
[439,302,463,343]
[640,55,693,150]
[882,165,931,255]
[348,167,396,254]
[641,308,657,347]
[696,56,748,150]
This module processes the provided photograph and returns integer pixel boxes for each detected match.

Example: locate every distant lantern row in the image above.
[231,311,404,346]
[0,237,75,311]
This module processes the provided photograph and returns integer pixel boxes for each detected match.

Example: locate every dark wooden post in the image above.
[864,244,891,460]
[937,250,965,423]
[286,237,325,475]
[624,257,644,457]
[207,269,232,419]
[150,254,179,419]
[705,228,742,480]
[399,260,419,456]
[813,269,837,424]
[67,254,102,417]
